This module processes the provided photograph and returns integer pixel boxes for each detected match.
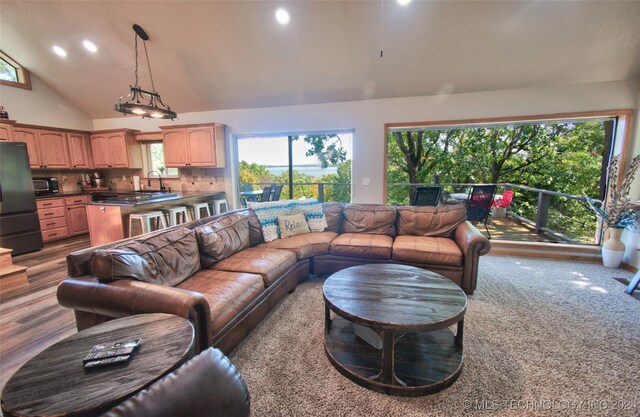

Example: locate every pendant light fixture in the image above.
[115,24,177,120]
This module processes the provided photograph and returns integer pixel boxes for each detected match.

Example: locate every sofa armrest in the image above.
[57,276,212,353]
[453,221,491,294]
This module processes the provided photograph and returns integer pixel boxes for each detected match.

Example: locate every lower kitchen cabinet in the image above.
[37,195,91,242]
[65,195,91,235]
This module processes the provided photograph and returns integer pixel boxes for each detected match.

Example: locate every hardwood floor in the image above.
[0,235,91,392]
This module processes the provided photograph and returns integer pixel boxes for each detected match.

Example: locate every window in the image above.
[236,131,353,203]
[146,142,179,177]
[0,51,31,89]
[384,113,627,245]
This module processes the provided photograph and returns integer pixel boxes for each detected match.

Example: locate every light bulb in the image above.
[275,8,290,25]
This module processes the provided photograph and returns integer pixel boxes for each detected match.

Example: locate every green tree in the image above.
[239,161,273,185]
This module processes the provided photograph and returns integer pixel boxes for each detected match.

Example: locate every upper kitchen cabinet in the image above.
[38,130,70,169]
[160,123,226,168]
[12,126,70,169]
[0,120,15,141]
[90,129,142,169]
[67,132,93,169]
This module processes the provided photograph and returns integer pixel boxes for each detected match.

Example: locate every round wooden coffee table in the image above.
[323,264,467,396]
[1,313,195,417]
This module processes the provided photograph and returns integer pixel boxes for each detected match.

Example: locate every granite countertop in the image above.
[36,191,93,199]
[86,191,223,207]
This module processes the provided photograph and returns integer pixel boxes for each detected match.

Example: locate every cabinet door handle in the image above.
[43,203,52,206]
[46,223,56,226]
[49,233,57,237]
[44,213,54,216]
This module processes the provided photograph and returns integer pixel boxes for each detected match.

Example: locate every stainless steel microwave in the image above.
[33,177,59,196]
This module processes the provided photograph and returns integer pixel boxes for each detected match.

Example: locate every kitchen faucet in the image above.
[147,171,166,192]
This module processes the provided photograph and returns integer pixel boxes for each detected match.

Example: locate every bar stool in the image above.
[128,211,167,237]
[186,203,211,221]
[162,206,189,227]
[211,193,228,215]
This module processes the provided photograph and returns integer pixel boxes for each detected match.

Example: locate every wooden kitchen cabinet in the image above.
[12,126,71,169]
[12,126,41,168]
[37,198,69,242]
[38,130,70,169]
[160,123,226,168]
[67,132,93,169]
[65,195,91,236]
[0,120,15,141]
[90,129,142,168]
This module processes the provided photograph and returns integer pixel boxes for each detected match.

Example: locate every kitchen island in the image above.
[85,191,223,246]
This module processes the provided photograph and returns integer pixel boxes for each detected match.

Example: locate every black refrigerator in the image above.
[0,141,43,255]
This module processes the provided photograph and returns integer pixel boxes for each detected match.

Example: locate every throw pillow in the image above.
[247,199,296,242]
[195,213,250,268]
[290,198,328,232]
[278,213,311,239]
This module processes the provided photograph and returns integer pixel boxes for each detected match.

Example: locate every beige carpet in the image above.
[229,255,640,416]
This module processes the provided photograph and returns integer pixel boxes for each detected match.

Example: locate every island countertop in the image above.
[85,191,225,245]
[87,191,224,207]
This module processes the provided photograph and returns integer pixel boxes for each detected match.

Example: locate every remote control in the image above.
[88,339,141,354]
[83,346,137,364]
[83,355,131,370]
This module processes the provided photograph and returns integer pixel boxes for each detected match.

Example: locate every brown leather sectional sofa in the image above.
[57,202,490,355]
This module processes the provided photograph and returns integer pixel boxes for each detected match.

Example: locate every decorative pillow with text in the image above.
[278,213,311,239]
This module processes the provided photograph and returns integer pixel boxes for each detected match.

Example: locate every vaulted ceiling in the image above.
[2,1,640,119]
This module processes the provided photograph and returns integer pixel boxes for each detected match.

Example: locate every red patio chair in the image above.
[492,190,514,208]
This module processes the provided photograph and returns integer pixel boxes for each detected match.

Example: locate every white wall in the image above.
[622,84,640,267]
[0,74,92,130]
[94,79,640,206]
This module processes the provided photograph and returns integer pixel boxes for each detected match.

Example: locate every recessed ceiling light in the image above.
[397,0,412,5]
[52,45,67,57]
[275,8,290,25]
[83,40,98,53]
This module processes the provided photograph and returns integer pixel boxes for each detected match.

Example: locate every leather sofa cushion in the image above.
[195,213,250,268]
[177,269,264,336]
[397,205,467,237]
[90,227,201,286]
[211,247,297,287]
[342,204,397,237]
[392,235,463,266]
[322,202,344,233]
[330,233,393,259]
[258,231,338,260]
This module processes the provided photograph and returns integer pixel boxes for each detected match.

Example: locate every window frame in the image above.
[383,110,635,203]
[0,51,31,90]
[141,140,180,179]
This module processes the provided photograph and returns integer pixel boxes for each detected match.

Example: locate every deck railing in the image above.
[242,182,352,203]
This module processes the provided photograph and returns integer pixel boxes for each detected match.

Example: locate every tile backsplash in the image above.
[103,168,226,193]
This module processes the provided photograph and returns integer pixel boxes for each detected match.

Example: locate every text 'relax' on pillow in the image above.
[195,213,250,268]
[278,213,311,239]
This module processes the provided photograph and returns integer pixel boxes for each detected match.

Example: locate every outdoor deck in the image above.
[482,216,598,245]
[484,217,557,243]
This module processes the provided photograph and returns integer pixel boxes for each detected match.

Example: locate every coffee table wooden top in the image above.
[1,313,194,417]
[323,264,467,333]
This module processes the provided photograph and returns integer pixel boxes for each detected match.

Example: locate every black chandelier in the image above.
[115,24,177,120]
